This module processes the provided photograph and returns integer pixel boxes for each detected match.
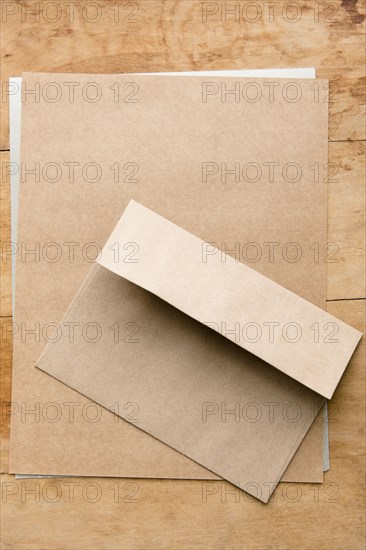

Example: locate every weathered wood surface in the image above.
[1,1,365,147]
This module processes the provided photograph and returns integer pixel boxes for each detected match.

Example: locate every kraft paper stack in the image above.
[8,71,362,503]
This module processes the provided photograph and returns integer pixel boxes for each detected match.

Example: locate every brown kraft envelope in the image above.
[96,202,361,400]
[36,201,361,502]
[10,73,329,483]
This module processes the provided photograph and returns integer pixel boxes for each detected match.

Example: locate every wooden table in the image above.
[1,1,365,548]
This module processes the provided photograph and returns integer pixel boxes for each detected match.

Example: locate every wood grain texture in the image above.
[0,300,364,550]
[0,153,11,317]
[0,317,12,474]
[327,141,365,300]
[1,0,365,147]
[318,67,366,142]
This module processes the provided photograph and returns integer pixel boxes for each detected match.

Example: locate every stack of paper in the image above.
[8,69,361,503]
